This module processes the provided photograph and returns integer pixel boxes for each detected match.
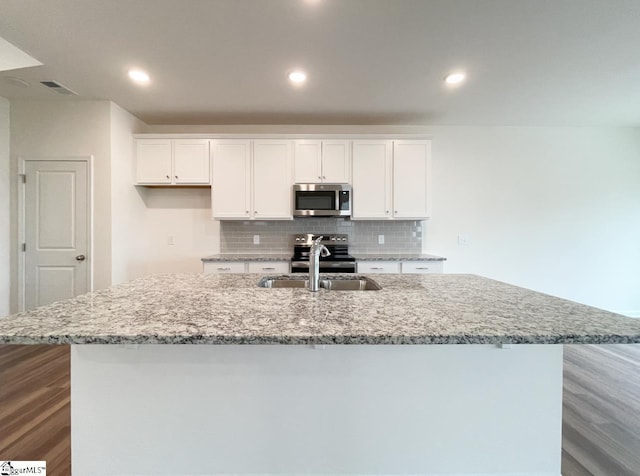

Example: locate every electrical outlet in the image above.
[253,235,260,245]
[378,234,385,245]
[457,234,469,246]
[167,236,175,245]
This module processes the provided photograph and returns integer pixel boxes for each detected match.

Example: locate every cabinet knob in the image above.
[254,211,258,214]
[322,176,326,179]
[385,210,389,214]
[394,210,398,214]
[75,254,86,261]
[166,175,170,179]
[318,176,322,179]
[175,175,178,179]
[246,210,249,214]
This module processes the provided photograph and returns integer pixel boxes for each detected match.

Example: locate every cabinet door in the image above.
[136,139,172,184]
[203,261,246,274]
[211,140,251,219]
[247,261,290,273]
[174,139,210,184]
[293,140,322,183]
[321,140,350,183]
[401,261,443,274]
[253,140,293,220]
[356,261,401,274]
[351,140,393,219]
[393,140,431,219]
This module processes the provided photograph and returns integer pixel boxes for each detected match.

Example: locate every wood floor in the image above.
[562,344,640,475]
[0,345,70,476]
[1,344,638,475]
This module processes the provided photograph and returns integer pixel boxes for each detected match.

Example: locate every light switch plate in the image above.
[253,235,260,245]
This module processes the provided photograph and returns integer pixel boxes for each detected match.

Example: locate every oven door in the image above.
[291,261,356,273]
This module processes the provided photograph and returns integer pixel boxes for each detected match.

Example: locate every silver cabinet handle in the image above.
[371,267,383,270]
[415,267,430,270]
[75,254,86,261]
[217,267,231,271]
[262,267,275,270]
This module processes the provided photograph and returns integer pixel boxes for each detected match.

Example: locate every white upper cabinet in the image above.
[352,139,430,220]
[212,140,252,219]
[173,140,210,184]
[294,140,350,183]
[135,139,210,185]
[212,139,293,220]
[253,140,293,220]
[352,140,393,219]
[393,140,431,219]
[136,139,172,184]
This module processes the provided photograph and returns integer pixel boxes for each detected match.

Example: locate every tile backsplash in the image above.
[220,218,423,253]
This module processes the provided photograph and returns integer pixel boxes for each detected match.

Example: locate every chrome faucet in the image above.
[309,235,331,292]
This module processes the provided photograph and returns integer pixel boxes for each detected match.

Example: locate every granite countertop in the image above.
[1,273,639,345]
[202,254,292,262]
[352,253,446,261]
[202,253,446,262]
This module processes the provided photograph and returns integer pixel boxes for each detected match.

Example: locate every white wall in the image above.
[10,100,112,313]
[140,187,219,275]
[110,102,148,284]
[0,97,9,316]
[427,126,640,315]
[145,124,640,315]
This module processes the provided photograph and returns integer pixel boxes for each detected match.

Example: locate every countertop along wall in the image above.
[146,124,640,315]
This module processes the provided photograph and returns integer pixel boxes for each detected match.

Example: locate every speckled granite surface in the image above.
[353,253,446,261]
[202,254,292,262]
[1,274,639,345]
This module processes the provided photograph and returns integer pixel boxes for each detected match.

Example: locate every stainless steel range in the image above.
[291,234,356,273]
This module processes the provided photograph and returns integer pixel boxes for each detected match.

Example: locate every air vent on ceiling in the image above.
[40,80,77,95]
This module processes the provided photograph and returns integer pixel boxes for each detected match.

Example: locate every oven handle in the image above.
[291,261,356,269]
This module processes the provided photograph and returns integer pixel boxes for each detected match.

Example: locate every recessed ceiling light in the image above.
[444,72,466,85]
[288,70,307,84]
[128,69,150,84]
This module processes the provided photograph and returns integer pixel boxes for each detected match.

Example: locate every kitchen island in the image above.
[1,273,639,475]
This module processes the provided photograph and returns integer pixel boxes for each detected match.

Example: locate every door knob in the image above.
[76,255,86,261]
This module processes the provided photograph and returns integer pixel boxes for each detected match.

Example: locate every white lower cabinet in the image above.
[204,261,290,274]
[401,261,444,274]
[357,260,443,274]
[203,262,247,274]
[357,261,401,274]
[247,261,290,274]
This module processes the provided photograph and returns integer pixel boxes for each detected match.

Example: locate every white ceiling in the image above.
[1,0,639,126]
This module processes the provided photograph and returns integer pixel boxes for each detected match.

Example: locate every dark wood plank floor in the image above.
[0,345,70,476]
[1,344,639,475]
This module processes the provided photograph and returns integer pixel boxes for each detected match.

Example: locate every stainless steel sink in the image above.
[259,278,309,289]
[258,276,381,291]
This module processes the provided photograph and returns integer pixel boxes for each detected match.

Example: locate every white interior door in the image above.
[24,160,90,310]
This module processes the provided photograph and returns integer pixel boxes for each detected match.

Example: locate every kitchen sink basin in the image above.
[258,276,381,291]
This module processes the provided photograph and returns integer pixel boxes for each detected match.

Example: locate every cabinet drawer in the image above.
[203,262,246,274]
[401,261,444,274]
[357,261,401,274]
[247,261,290,274]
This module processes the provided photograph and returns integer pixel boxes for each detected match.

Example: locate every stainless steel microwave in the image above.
[293,184,351,217]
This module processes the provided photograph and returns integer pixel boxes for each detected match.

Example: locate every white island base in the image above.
[71,344,563,475]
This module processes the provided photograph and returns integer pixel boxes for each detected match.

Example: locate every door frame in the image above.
[17,156,94,312]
